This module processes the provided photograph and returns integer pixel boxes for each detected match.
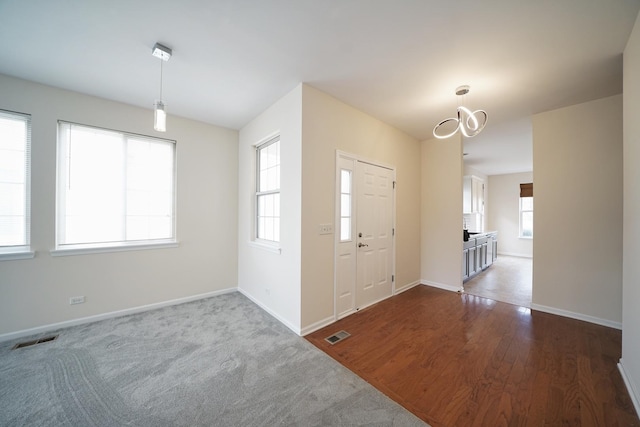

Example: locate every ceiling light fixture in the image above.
[433,85,488,139]
[152,42,172,132]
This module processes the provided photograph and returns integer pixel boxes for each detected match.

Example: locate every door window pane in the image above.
[340,169,352,242]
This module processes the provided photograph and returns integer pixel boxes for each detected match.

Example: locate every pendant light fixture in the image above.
[152,42,172,132]
[433,85,488,139]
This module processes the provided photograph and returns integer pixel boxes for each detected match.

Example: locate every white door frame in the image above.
[334,150,396,321]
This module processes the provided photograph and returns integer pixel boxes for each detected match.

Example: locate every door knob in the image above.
[358,242,368,248]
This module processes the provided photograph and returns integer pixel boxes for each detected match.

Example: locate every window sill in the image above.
[248,240,281,254]
[51,241,179,257]
[0,249,35,261]
[519,236,533,240]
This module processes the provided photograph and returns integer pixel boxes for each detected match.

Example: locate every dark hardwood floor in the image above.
[306,286,639,426]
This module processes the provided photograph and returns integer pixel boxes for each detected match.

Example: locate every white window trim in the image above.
[519,197,533,239]
[0,109,32,259]
[50,240,178,257]
[55,121,178,253]
[254,134,281,246]
[248,239,282,254]
[0,247,35,261]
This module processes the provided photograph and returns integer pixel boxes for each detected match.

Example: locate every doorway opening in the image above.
[463,255,532,307]
[462,174,533,308]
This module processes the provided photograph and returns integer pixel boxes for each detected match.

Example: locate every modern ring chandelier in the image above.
[433,85,488,139]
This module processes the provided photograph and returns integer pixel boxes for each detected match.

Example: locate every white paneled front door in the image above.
[355,161,394,309]
[335,153,395,319]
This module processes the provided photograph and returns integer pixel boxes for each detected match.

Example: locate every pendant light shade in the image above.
[152,43,172,132]
[154,101,166,132]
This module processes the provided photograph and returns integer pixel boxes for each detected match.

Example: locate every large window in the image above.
[256,136,280,243]
[0,110,31,258]
[56,122,176,251]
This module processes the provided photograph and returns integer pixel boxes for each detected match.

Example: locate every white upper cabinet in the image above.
[463,175,484,214]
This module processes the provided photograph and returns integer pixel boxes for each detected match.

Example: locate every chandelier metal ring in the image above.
[433,117,461,139]
[433,86,488,139]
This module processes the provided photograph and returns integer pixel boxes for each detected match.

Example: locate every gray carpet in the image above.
[0,292,427,426]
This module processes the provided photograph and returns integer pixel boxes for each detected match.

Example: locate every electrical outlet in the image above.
[69,296,85,305]
[318,224,333,235]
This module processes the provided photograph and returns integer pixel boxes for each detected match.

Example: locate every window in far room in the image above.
[56,122,176,252]
[519,182,533,238]
[0,110,32,259]
[256,136,280,243]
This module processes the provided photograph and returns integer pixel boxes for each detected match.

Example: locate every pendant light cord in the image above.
[159,59,163,102]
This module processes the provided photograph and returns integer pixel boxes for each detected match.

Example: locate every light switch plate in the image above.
[318,224,333,235]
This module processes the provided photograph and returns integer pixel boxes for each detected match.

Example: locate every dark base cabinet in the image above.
[463,232,497,282]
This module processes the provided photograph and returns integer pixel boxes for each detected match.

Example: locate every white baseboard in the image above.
[497,252,533,258]
[421,280,464,293]
[530,303,622,330]
[618,359,640,417]
[0,287,237,343]
[337,309,356,320]
[395,280,421,294]
[299,281,422,336]
[237,288,301,336]
[300,315,336,336]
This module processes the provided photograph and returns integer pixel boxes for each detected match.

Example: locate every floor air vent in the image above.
[12,334,59,350]
[324,330,350,345]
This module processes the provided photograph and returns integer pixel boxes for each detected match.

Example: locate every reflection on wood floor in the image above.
[306,285,639,426]
[464,255,532,308]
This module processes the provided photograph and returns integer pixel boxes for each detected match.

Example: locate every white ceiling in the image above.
[1,0,638,175]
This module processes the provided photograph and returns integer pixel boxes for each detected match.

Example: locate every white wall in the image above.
[421,136,463,291]
[532,94,623,327]
[487,172,534,257]
[299,85,421,331]
[621,9,640,414]
[238,85,303,333]
[0,74,239,337]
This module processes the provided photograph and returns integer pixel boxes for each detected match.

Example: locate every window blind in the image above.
[56,121,176,249]
[520,182,533,198]
[0,110,31,250]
